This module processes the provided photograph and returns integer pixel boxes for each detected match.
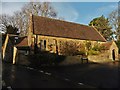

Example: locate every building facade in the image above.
[2,15,119,64]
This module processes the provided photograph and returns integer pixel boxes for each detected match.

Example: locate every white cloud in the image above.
[61,7,79,22]
[1,2,27,15]
[52,3,79,22]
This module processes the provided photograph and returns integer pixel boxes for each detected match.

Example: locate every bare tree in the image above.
[16,2,57,36]
[0,14,11,27]
[108,10,120,40]
[0,14,15,33]
[1,2,58,36]
[40,2,57,17]
[19,2,55,36]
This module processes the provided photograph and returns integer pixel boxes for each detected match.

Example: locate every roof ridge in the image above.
[33,15,91,28]
[32,15,107,42]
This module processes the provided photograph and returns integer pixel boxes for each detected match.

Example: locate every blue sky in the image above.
[52,2,118,25]
[1,0,120,2]
[1,2,118,25]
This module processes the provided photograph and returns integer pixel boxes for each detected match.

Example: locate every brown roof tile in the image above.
[32,15,106,42]
[101,41,113,50]
[15,36,29,47]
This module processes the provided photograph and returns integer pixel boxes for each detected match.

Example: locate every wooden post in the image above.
[13,46,17,64]
[2,34,9,60]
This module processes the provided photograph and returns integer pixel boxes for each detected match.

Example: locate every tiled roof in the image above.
[101,41,113,50]
[15,36,29,47]
[32,15,106,42]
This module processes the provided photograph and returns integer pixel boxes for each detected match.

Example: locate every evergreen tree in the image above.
[89,15,113,41]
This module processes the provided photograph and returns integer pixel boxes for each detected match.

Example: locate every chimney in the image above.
[28,13,33,46]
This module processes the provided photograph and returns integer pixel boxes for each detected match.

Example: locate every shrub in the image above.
[77,50,86,55]
[28,53,55,66]
[85,41,92,50]
[28,52,66,66]
[88,50,100,55]
[92,44,106,53]
[59,41,80,56]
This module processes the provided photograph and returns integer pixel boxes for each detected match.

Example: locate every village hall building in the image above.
[2,14,119,64]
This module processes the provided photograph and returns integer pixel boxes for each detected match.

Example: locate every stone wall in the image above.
[88,50,119,63]
[88,54,111,63]
[16,50,87,66]
[16,35,119,65]
[58,55,83,65]
[16,50,30,66]
[34,35,104,55]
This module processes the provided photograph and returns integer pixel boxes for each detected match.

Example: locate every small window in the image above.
[39,40,47,50]
[39,40,43,50]
[44,40,46,49]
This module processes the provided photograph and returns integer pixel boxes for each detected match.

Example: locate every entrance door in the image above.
[112,49,115,60]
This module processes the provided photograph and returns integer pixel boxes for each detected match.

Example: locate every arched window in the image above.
[44,40,46,49]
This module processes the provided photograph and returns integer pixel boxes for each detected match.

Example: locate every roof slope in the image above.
[32,15,106,42]
[15,36,29,47]
[101,41,113,50]
[101,41,118,50]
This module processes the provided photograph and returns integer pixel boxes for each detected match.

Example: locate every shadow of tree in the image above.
[28,51,66,67]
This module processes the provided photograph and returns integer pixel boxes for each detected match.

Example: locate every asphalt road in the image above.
[2,61,120,88]
[39,62,120,88]
[2,62,94,89]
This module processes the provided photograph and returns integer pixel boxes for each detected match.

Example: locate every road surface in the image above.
[2,62,94,88]
[39,62,120,88]
[2,61,120,88]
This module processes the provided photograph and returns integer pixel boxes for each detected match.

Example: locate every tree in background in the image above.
[89,15,113,41]
[108,9,120,54]
[116,40,120,54]
[2,25,19,45]
[0,2,58,36]
[108,10,120,41]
